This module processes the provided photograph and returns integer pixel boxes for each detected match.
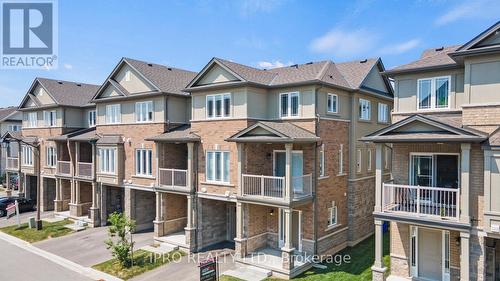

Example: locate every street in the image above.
[0,238,92,281]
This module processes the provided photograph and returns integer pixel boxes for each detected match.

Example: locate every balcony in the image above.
[382,182,459,221]
[6,157,18,170]
[57,161,72,177]
[241,174,312,202]
[158,168,189,191]
[76,162,93,179]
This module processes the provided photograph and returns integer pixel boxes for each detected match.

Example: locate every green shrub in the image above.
[105,212,136,268]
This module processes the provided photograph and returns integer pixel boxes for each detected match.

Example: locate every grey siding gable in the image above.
[195,64,240,86]
[361,66,389,93]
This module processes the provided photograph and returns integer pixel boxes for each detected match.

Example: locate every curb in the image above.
[0,231,122,281]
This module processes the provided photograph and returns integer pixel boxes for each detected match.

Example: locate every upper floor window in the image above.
[43,110,57,127]
[280,92,299,118]
[27,112,37,128]
[319,144,325,177]
[367,149,372,171]
[327,201,337,227]
[22,145,33,166]
[135,149,153,176]
[46,146,56,167]
[88,111,96,127]
[378,103,389,123]
[207,94,231,119]
[359,99,371,121]
[338,144,344,175]
[356,149,362,173]
[106,104,121,124]
[417,76,450,110]
[99,147,116,174]
[8,125,21,132]
[206,151,230,183]
[135,101,153,123]
[327,93,338,113]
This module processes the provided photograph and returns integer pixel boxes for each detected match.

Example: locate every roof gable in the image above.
[457,21,500,51]
[113,63,156,94]
[227,121,319,143]
[187,58,245,89]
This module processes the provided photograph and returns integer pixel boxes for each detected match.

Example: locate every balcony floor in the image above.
[384,202,457,219]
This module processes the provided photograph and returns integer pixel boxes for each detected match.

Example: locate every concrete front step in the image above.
[141,243,179,255]
[223,265,272,281]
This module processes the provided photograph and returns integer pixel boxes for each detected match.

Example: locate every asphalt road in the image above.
[0,238,92,281]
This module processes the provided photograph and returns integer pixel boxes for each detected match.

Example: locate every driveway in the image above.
[35,226,155,266]
[0,210,53,228]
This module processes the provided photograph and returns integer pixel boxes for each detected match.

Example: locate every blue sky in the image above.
[1,0,499,107]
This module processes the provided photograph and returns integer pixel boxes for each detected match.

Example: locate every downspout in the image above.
[313,86,321,256]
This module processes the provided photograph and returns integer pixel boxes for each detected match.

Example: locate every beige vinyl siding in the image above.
[196,64,239,85]
[167,96,189,124]
[96,96,166,125]
[316,87,351,120]
[115,64,156,94]
[362,66,388,93]
[465,54,500,104]
[266,86,316,119]
[33,85,56,105]
[83,108,96,128]
[63,107,86,128]
[191,88,247,121]
[246,87,268,119]
[101,86,122,98]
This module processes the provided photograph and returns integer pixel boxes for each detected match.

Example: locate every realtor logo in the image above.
[1,1,58,69]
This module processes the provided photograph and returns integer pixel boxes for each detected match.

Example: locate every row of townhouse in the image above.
[0,107,22,177]
[365,22,500,281]
[1,55,393,278]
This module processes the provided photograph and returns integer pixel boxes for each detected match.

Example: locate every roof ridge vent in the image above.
[290,64,298,68]
[57,81,63,84]
[306,62,313,65]
[76,83,81,87]
[435,46,444,51]
[167,67,172,71]
[360,59,368,63]
[147,63,153,67]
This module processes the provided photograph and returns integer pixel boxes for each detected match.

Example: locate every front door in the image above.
[227,205,236,241]
[274,151,304,193]
[418,228,442,280]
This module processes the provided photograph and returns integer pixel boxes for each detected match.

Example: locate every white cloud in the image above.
[435,0,500,26]
[63,63,73,70]
[380,39,421,54]
[240,0,284,15]
[257,60,293,69]
[309,28,377,58]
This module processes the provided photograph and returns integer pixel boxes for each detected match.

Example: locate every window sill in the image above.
[337,173,347,177]
[326,111,339,116]
[325,224,340,232]
[377,121,390,125]
[97,172,117,176]
[131,175,155,180]
[318,176,329,180]
[358,119,372,123]
[279,116,301,120]
[201,181,234,187]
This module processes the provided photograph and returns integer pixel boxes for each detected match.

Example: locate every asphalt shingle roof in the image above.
[124,58,197,96]
[0,107,19,121]
[386,45,461,74]
[227,121,319,143]
[146,125,200,142]
[37,78,100,107]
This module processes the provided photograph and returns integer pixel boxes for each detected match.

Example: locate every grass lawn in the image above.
[92,249,185,280]
[0,219,74,243]
[220,232,390,281]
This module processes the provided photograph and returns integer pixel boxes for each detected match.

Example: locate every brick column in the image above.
[153,191,165,237]
[17,143,24,198]
[185,194,196,252]
[100,183,108,226]
[234,202,247,258]
[89,182,100,227]
[460,232,470,281]
[371,219,387,281]
[460,143,470,224]
[237,143,244,196]
[5,172,12,197]
[54,178,63,212]
[281,208,295,270]
[375,143,383,212]
[187,142,194,192]
[285,143,293,202]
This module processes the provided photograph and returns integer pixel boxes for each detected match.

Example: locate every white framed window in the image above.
[417,76,450,110]
[359,99,371,120]
[135,149,153,176]
[443,231,450,276]
[22,145,33,166]
[385,147,390,169]
[8,125,21,131]
[206,151,230,183]
[46,146,56,167]
[43,110,57,127]
[367,149,372,171]
[135,101,153,123]
[105,104,121,124]
[99,147,116,174]
[410,226,417,276]
[125,70,131,82]
[279,92,299,118]
[88,110,96,127]
[26,112,37,128]
[206,93,231,119]
[338,144,343,175]
[378,103,389,123]
[356,149,362,173]
[319,144,325,177]
[327,93,338,113]
[327,201,337,227]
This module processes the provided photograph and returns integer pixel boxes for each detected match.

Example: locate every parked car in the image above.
[0,197,35,217]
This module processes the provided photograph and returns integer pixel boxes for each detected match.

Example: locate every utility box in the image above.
[28,217,36,229]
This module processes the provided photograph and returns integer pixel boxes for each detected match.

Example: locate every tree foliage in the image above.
[105,212,136,268]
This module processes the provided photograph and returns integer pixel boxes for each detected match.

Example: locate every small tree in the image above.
[105,212,136,268]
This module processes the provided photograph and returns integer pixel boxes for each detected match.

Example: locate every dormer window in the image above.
[206,93,231,119]
[280,92,299,118]
[417,76,450,110]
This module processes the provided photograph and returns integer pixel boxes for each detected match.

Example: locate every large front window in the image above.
[206,94,231,119]
[46,146,56,167]
[410,154,459,188]
[106,104,121,124]
[99,148,116,174]
[22,146,33,166]
[280,92,299,118]
[135,149,153,176]
[206,151,230,183]
[135,101,153,122]
[43,110,56,127]
[418,76,450,110]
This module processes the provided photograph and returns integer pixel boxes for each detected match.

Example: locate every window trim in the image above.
[46,146,57,167]
[27,112,37,128]
[43,110,57,127]
[378,103,389,123]
[338,144,344,175]
[279,92,300,119]
[135,101,154,123]
[135,148,153,176]
[206,93,231,119]
[22,145,33,166]
[319,144,325,177]
[367,149,372,171]
[206,150,230,184]
[417,76,451,111]
[88,110,96,127]
[356,149,362,173]
[359,98,371,121]
[98,147,117,174]
[327,201,338,227]
[8,124,21,131]
[105,104,121,124]
[327,93,338,114]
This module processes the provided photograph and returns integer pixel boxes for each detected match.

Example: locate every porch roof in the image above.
[96,135,124,144]
[146,125,200,143]
[226,121,319,143]
[361,114,487,143]
[1,131,38,144]
[48,127,98,142]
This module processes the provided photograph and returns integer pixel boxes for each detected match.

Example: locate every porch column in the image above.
[237,143,244,196]
[5,172,12,196]
[89,181,100,227]
[371,219,386,281]
[234,202,247,258]
[187,142,194,192]
[285,143,293,202]
[17,142,24,197]
[54,178,62,212]
[185,194,196,251]
[460,232,470,281]
[460,143,470,224]
[374,143,383,212]
[153,191,165,237]
[75,181,81,204]
[281,208,294,270]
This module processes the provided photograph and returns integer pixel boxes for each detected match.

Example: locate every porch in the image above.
[239,247,310,278]
[156,142,193,193]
